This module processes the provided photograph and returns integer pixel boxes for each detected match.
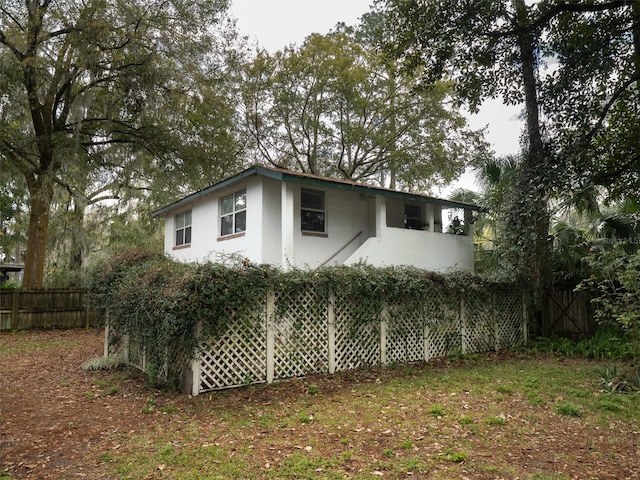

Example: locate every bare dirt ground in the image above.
[1,329,640,480]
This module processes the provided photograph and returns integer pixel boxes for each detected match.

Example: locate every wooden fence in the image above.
[542,289,596,337]
[0,289,92,330]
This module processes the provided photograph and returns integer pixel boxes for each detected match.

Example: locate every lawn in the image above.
[0,329,638,479]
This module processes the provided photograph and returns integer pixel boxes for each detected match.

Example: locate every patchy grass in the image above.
[2,330,640,480]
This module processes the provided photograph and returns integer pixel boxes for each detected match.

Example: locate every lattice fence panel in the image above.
[464,292,496,354]
[423,292,461,360]
[106,327,145,369]
[106,326,125,361]
[334,294,380,371]
[273,288,328,379]
[127,335,146,371]
[198,307,267,392]
[495,290,525,349]
[386,302,425,364]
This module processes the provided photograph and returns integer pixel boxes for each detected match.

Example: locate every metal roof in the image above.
[152,165,479,217]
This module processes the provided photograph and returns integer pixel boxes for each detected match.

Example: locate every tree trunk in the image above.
[22,177,54,289]
[511,0,552,316]
[633,0,640,83]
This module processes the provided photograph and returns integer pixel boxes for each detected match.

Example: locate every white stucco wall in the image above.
[161,174,474,272]
[288,186,369,268]
[344,226,474,272]
[163,177,265,264]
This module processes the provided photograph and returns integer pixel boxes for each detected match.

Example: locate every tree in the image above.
[240,27,489,192]
[541,1,640,202]
[381,0,639,312]
[0,0,237,288]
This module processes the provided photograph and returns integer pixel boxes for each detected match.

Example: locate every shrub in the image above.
[578,246,640,359]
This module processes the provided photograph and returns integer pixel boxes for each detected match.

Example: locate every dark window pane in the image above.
[221,215,233,236]
[235,211,246,233]
[301,189,324,210]
[184,226,192,244]
[176,229,184,246]
[301,211,325,232]
[405,205,420,218]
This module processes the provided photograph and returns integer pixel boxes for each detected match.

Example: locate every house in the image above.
[152,166,478,272]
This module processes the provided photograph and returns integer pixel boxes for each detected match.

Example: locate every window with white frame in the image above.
[301,188,325,233]
[175,210,192,246]
[220,189,247,236]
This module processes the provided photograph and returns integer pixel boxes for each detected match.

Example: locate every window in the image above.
[301,189,325,233]
[175,210,192,246]
[220,189,246,236]
[404,204,421,230]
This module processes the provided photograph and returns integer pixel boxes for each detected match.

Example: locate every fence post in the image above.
[266,287,275,384]
[327,291,336,374]
[124,334,130,364]
[460,297,467,354]
[493,292,499,351]
[522,294,529,346]
[424,322,432,361]
[190,321,202,396]
[104,320,110,358]
[11,289,19,330]
[380,302,388,366]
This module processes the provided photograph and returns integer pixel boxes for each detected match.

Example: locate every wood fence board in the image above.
[0,289,91,330]
[543,290,595,337]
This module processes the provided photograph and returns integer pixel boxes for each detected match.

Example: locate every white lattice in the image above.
[273,289,328,378]
[495,291,524,349]
[465,294,497,353]
[386,303,424,364]
[199,312,267,392]
[334,297,380,371]
[110,286,526,395]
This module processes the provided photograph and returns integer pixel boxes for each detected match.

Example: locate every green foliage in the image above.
[429,404,445,416]
[578,247,640,351]
[241,26,488,191]
[0,280,19,290]
[528,325,638,361]
[485,415,506,426]
[1,0,240,288]
[555,402,581,417]
[89,248,518,388]
[597,364,640,394]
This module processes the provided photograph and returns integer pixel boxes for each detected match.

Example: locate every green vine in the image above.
[88,249,521,388]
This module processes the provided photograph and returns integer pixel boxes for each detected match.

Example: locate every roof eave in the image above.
[152,165,479,217]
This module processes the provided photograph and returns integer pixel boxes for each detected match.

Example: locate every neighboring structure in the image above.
[152,166,478,272]
[0,263,24,286]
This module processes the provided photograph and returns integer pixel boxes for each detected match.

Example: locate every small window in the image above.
[404,204,421,229]
[301,189,325,233]
[175,210,192,246]
[221,189,247,236]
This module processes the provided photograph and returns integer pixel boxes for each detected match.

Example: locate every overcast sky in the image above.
[229,0,524,190]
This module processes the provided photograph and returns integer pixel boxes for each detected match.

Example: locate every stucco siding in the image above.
[260,177,283,265]
[290,186,368,268]
[165,178,264,264]
[344,227,474,272]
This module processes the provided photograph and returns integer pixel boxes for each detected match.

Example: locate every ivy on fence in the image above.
[88,249,524,388]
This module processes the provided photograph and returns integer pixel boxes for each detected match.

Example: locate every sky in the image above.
[229,0,524,190]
